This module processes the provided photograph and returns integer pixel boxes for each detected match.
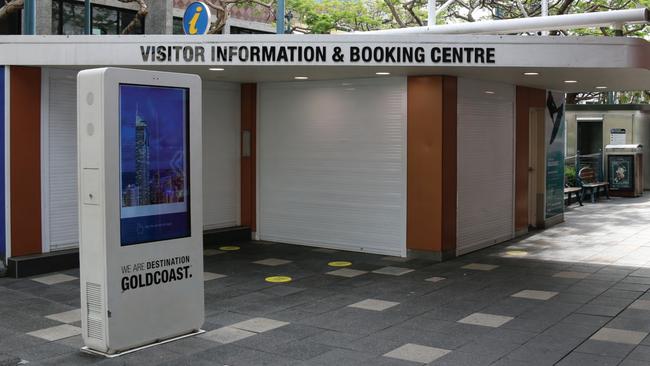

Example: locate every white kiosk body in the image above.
[78,68,204,354]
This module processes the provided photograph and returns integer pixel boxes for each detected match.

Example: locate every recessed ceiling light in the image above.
[341,82,352,86]
[294,76,308,80]
[523,72,539,76]
[209,67,224,71]
[595,86,607,89]
[564,80,578,83]
[484,90,495,94]
[375,72,390,75]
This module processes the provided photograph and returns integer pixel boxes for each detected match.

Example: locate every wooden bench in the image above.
[578,167,610,203]
[564,186,583,206]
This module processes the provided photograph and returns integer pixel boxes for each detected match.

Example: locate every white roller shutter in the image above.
[457,78,515,255]
[258,78,407,256]
[202,81,240,230]
[44,69,78,251]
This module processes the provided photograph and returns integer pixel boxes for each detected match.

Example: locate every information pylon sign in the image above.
[77,68,204,355]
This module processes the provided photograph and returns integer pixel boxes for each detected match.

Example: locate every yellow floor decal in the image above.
[328,261,352,267]
[505,250,528,257]
[265,276,292,283]
[219,246,240,251]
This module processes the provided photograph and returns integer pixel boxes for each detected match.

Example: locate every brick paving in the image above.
[1,196,650,365]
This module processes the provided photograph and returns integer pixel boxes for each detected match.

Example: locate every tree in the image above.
[117,0,148,34]
[0,0,24,24]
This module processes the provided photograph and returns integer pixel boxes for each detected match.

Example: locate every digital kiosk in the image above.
[77,68,204,355]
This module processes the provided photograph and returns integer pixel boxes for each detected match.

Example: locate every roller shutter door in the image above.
[202,82,240,229]
[457,78,515,255]
[43,76,241,252]
[258,78,407,256]
[45,70,78,251]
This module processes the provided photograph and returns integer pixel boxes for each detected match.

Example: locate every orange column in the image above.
[10,66,42,257]
[241,83,257,231]
[407,76,457,259]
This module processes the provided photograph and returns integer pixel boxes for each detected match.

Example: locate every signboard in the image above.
[182,2,211,35]
[119,84,190,245]
[545,91,565,219]
[608,155,634,191]
[610,128,626,145]
[78,68,203,355]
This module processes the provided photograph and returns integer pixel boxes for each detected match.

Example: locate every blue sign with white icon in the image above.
[183,2,211,35]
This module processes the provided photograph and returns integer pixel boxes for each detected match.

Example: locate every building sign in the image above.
[545,91,565,219]
[610,128,626,145]
[139,44,496,65]
[183,2,211,35]
[119,84,190,246]
[608,155,634,191]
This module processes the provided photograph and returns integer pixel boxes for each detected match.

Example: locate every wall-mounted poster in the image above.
[545,91,565,219]
[119,84,190,246]
[608,155,634,191]
[610,128,626,145]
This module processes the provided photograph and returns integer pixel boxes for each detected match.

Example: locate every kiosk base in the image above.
[81,329,206,358]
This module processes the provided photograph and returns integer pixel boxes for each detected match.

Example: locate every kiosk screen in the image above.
[119,84,190,246]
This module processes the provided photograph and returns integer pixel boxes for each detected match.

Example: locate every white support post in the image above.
[428,0,437,26]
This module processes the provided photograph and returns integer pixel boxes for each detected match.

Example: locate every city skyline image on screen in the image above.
[119,84,190,246]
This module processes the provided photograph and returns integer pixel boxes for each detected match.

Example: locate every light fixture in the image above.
[375,72,390,75]
[564,80,578,83]
[341,82,352,86]
[294,76,308,80]
[523,72,539,76]
[209,67,224,71]
[595,86,607,89]
[484,90,495,94]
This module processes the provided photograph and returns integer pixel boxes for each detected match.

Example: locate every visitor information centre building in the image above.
[0,33,649,276]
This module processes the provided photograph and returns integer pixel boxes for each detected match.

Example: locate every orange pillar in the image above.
[10,66,42,257]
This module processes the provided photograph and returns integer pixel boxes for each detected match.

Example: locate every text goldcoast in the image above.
[121,255,192,291]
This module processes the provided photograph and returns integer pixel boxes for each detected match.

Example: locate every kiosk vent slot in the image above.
[86,282,104,340]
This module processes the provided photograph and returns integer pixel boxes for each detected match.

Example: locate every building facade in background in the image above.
[0,0,274,35]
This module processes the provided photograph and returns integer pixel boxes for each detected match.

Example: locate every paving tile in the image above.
[555,352,621,366]
[511,289,558,301]
[372,267,415,276]
[268,340,333,360]
[457,313,514,328]
[312,248,338,253]
[627,345,650,361]
[204,272,227,281]
[575,339,637,358]
[45,309,81,324]
[381,256,410,263]
[230,317,289,333]
[629,299,650,311]
[553,271,591,279]
[383,343,451,363]
[200,326,256,344]
[348,299,400,312]
[253,258,293,266]
[31,274,77,285]
[425,276,446,283]
[326,268,368,278]
[305,348,375,365]
[462,263,499,271]
[26,324,81,341]
[590,328,648,345]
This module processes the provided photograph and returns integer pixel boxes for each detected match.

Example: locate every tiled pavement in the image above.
[1,197,650,365]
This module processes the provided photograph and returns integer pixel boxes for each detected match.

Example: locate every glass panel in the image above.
[92,6,118,35]
[61,0,85,35]
[119,10,145,34]
[119,84,190,246]
[173,17,184,34]
[52,0,61,34]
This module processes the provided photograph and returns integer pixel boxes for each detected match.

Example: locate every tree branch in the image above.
[117,0,148,34]
[0,0,24,22]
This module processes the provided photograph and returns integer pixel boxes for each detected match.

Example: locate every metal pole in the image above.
[276,0,285,34]
[541,0,548,17]
[22,0,35,35]
[428,0,436,26]
[85,0,92,35]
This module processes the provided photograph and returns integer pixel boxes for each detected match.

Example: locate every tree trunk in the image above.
[0,0,25,22]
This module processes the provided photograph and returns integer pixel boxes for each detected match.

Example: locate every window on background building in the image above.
[0,9,21,34]
[229,26,273,35]
[173,17,184,34]
[52,0,144,35]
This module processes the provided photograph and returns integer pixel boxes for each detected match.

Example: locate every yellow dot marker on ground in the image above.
[265,276,292,283]
[219,245,240,251]
[505,250,528,257]
[328,261,352,267]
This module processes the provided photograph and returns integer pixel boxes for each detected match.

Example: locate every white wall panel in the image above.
[258,78,407,256]
[202,81,240,230]
[457,78,515,255]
